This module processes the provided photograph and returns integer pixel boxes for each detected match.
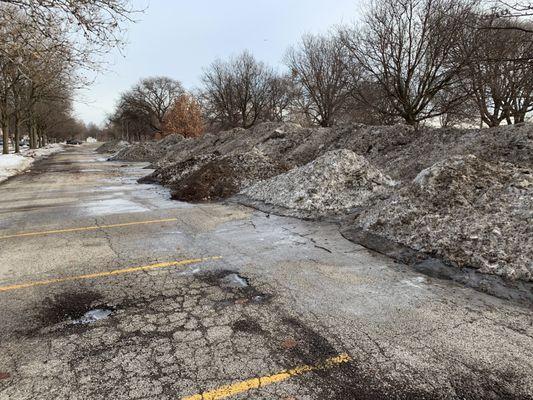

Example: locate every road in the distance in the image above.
[0,144,531,399]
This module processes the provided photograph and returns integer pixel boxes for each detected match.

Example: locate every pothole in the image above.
[71,308,113,325]
[220,273,249,288]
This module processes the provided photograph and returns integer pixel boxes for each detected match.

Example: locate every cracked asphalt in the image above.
[0,144,532,399]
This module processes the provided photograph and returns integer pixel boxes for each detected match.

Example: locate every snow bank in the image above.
[240,149,396,217]
[0,144,64,183]
[0,154,33,183]
[355,155,533,282]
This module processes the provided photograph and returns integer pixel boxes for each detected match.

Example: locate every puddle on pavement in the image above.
[220,273,249,288]
[82,198,150,216]
[71,308,113,325]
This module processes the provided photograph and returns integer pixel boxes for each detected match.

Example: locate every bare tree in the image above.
[341,0,478,127]
[0,1,137,153]
[285,33,352,127]
[0,0,137,57]
[109,77,184,141]
[200,51,286,130]
[460,16,533,126]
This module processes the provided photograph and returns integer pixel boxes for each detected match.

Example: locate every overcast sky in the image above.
[74,0,362,126]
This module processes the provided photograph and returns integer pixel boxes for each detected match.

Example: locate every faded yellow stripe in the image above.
[182,353,351,400]
[0,218,179,240]
[0,256,221,293]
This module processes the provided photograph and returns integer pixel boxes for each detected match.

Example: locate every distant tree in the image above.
[125,77,184,132]
[161,93,204,137]
[200,51,286,130]
[285,33,352,127]
[110,76,184,141]
[341,0,477,127]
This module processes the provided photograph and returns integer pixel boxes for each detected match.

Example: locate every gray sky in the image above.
[74,0,363,126]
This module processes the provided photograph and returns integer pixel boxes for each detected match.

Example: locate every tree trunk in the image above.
[14,114,20,153]
[37,129,43,148]
[2,121,9,154]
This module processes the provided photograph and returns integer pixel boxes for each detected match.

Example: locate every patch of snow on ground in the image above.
[0,144,64,183]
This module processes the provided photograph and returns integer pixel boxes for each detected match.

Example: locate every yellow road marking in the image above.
[0,218,179,240]
[0,256,221,293]
[181,353,351,400]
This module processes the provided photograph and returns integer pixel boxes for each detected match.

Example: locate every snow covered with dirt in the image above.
[356,155,533,282]
[240,149,396,217]
[111,122,533,283]
[95,140,129,154]
[169,148,288,202]
[0,144,64,183]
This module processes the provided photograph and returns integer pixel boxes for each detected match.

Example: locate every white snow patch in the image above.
[0,144,64,183]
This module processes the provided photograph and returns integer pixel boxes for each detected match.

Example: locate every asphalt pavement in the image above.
[0,144,531,399]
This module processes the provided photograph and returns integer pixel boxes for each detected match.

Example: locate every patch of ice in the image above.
[221,273,249,288]
[72,308,112,324]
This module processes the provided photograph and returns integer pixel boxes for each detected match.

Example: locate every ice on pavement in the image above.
[72,309,113,325]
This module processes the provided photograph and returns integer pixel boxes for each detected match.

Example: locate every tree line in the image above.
[107,0,533,142]
[0,0,135,154]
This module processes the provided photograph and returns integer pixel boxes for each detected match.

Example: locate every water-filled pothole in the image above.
[71,308,113,325]
[220,273,249,288]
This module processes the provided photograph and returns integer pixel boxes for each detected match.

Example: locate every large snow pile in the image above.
[112,134,187,163]
[110,142,159,162]
[355,155,533,281]
[170,148,289,202]
[240,149,396,216]
[139,154,217,185]
[95,140,129,154]
[0,144,64,183]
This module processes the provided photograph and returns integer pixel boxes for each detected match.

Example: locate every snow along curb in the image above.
[0,144,64,184]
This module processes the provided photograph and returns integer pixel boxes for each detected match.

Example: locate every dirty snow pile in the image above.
[95,140,129,154]
[240,149,396,217]
[169,148,288,202]
[112,122,533,283]
[110,141,159,162]
[0,144,64,183]
[356,155,533,282]
[106,134,188,162]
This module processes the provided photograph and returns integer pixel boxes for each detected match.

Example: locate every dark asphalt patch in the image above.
[281,317,339,366]
[197,269,273,304]
[40,290,104,325]
[232,319,264,334]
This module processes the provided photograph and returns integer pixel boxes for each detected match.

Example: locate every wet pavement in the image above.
[0,144,532,399]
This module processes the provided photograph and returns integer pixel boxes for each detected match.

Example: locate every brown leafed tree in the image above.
[161,93,204,138]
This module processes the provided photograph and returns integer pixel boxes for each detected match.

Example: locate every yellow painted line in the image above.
[0,256,221,293]
[181,353,351,400]
[0,218,179,240]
